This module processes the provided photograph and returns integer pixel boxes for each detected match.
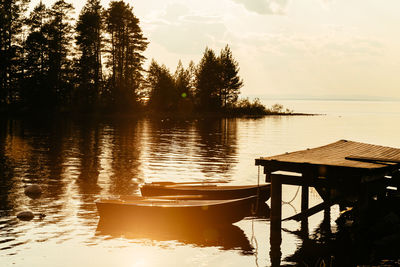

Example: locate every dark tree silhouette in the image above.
[23,2,50,108]
[46,0,75,108]
[195,47,221,111]
[219,45,243,108]
[75,0,103,110]
[23,0,75,110]
[174,60,192,100]
[147,59,177,111]
[0,0,29,109]
[104,1,148,110]
[194,45,243,111]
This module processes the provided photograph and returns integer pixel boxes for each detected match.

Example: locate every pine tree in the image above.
[23,1,49,107]
[147,59,176,111]
[0,0,29,109]
[174,60,191,99]
[46,0,75,107]
[194,45,243,111]
[219,45,243,108]
[104,0,148,110]
[75,0,103,110]
[195,47,221,111]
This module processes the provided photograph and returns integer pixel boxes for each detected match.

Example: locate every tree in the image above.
[23,1,49,108]
[0,0,29,108]
[194,45,243,111]
[174,60,192,99]
[104,0,148,110]
[219,45,243,108]
[194,47,221,111]
[45,0,75,107]
[24,0,75,110]
[173,60,195,113]
[75,0,103,110]
[147,59,176,111]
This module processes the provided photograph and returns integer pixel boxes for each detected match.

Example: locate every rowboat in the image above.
[140,182,270,201]
[95,195,257,225]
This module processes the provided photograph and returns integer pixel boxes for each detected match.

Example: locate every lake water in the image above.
[1,99,400,266]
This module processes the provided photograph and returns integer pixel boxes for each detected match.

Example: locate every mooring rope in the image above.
[251,166,261,215]
[282,185,301,204]
[250,218,260,267]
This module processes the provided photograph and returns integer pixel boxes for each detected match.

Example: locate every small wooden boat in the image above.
[140,182,271,201]
[95,195,257,225]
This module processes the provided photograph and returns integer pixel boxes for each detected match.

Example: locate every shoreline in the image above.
[0,110,322,121]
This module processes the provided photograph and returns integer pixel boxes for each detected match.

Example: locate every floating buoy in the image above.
[24,185,42,199]
[17,211,34,221]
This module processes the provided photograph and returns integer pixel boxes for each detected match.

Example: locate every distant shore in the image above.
[0,108,320,121]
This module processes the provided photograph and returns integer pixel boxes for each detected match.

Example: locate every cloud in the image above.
[231,0,289,15]
[150,22,227,55]
[163,3,190,21]
[143,3,229,55]
[228,29,388,96]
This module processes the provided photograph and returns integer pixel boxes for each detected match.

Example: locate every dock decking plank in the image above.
[256,140,400,171]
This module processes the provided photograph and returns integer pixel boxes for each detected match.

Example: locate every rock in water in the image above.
[24,185,42,199]
[17,211,34,221]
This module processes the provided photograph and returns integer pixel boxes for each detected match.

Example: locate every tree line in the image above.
[147,45,243,113]
[1,0,272,115]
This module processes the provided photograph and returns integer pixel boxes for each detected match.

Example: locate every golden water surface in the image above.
[1,100,400,266]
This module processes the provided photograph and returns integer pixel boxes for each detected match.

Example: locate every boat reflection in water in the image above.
[96,217,254,254]
[95,199,270,255]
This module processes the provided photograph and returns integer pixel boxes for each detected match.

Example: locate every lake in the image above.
[1,99,400,266]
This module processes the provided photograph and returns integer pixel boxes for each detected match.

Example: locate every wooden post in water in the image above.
[301,184,309,212]
[270,174,282,266]
[301,183,309,237]
[324,186,331,221]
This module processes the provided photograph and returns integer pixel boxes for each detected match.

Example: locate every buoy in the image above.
[17,211,34,221]
[24,185,42,199]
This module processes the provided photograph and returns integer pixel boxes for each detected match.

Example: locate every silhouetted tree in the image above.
[104,1,148,110]
[173,60,195,113]
[23,0,75,110]
[194,45,243,111]
[22,1,49,108]
[75,0,103,110]
[195,47,221,111]
[46,0,75,108]
[0,0,29,109]
[219,45,243,108]
[147,59,177,111]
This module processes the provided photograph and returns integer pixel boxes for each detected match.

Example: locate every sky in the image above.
[39,0,400,100]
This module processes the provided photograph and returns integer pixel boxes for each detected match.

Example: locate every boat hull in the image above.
[140,184,270,201]
[96,196,257,225]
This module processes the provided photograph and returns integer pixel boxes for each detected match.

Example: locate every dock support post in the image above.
[301,185,309,237]
[324,187,331,219]
[270,175,282,266]
[301,185,309,212]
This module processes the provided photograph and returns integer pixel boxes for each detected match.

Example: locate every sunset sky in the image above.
[40,0,400,100]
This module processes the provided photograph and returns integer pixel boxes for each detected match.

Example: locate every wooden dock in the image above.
[255,140,400,266]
